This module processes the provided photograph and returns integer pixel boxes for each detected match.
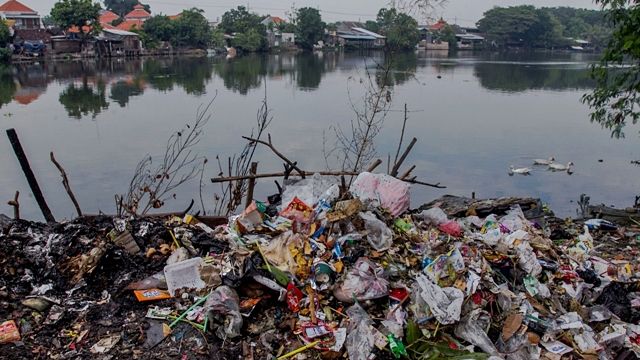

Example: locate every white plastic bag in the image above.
[334,258,388,303]
[359,212,393,251]
[414,274,464,325]
[418,207,448,226]
[346,304,375,360]
[454,309,501,356]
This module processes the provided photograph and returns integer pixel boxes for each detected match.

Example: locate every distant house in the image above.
[0,0,41,29]
[333,23,385,49]
[99,10,119,26]
[455,33,484,50]
[261,16,295,48]
[261,16,286,29]
[124,4,151,21]
[96,28,141,56]
[114,4,151,31]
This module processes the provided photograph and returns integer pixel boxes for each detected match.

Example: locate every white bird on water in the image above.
[548,161,574,171]
[533,156,555,165]
[509,165,532,175]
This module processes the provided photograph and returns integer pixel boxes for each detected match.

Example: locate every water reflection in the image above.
[59,79,109,119]
[474,63,595,92]
[0,52,600,118]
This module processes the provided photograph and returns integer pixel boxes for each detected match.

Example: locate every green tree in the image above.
[477,6,540,46]
[583,0,640,138]
[364,20,380,34]
[103,0,149,17]
[142,15,174,43]
[211,28,225,48]
[295,7,325,50]
[0,20,10,48]
[440,24,457,49]
[51,0,102,40]
[234,28,265,52]
[376,8,420,50]
[219,6,267,51]
[220,6,263,34]
[172,8,212,48]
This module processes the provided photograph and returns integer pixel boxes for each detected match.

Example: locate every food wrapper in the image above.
[280,197,313,223]
[0,320,20,344]
[133,289,172,302]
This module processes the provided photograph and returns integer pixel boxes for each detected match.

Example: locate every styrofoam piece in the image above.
[164,257,205,296]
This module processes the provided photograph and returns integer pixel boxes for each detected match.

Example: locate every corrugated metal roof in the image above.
[339,34,376,41]
[351,27,385,39]
[103,28,139,36]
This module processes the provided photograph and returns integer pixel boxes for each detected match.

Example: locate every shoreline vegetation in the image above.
[0,2,615,63]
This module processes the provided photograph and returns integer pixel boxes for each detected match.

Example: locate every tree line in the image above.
[477,6,612,49]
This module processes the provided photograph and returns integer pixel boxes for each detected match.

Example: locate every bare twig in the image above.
[212,82,272,216]
[7,191,19,219]
[50,152,82,217]
[120,97,215,216]
[242,134,305,177]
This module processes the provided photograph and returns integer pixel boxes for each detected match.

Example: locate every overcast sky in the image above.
[27,0,600,26]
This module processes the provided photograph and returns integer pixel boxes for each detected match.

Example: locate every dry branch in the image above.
[50,152,82,217]
[211,171,446,189]
[242,134,305,177]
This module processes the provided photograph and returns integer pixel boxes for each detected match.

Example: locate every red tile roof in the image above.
[124,4,150,20]
[168,13,181,20]
[271,16,285,24]
[99,10,119,25]
[429,19,448,31]
[116,19,144,31]
[0,0,36,14]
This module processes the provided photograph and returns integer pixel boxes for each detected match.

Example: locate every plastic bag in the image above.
[438,220,463,237]
[334,258,388,303]
[204,286,243,339]
[281,173,338,209]
[414,274,464,325]
[418,207,448,226]
[500,205,527,232]
[261,231,304,273]
[454,309,500,356]
[350,172,410,216]
[346,304,375,360]
[515,242,542,277]
[359,212,394,251]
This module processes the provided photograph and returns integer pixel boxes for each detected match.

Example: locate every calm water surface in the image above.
[0,51,638,220]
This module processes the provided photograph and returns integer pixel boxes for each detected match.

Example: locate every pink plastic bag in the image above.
[439,220,463,237]
[350,172,410,216]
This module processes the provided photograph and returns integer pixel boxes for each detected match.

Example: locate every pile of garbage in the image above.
[2,171,640,359]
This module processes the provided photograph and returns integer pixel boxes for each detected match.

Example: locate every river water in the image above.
[0,51,638,221]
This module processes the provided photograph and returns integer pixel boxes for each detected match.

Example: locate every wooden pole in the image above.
[7,191,19,220]
[390,137,417,177]
[6,129,55,222]
[245,162,258,209]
